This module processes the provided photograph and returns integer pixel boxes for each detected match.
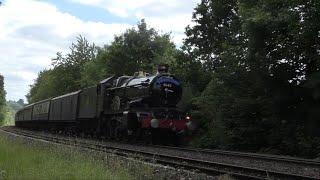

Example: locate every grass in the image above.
[0,135,132,179]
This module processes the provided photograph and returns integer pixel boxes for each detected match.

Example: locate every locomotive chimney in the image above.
[157,64,169,74]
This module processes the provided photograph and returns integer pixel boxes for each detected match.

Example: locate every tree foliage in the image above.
[27,36,97,103]
[187,0,320,157]
[0,75,6,125]
[105,19,176,75]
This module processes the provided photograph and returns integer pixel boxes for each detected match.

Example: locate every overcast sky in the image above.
[0,0,199,102]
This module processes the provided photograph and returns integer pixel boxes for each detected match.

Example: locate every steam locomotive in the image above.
[15,65,194,144]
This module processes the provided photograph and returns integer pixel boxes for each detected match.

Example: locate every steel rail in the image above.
[151,145,320,166]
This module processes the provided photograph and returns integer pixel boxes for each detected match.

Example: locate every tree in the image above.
[17,99,24,106]
[52,35,96,68]
[80,46,109,87]
[185,0,244,71]
[0,74,6,125]
[171,49,212,112]
[7,100,24,111]
[27,35,97,103]
[105,19,176,76]
[236,0,320,156]
[186,0,320,157]
[52,35,96,90]
[27,70,57,103]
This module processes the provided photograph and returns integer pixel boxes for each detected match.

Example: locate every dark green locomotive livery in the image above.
[15,71,194,143]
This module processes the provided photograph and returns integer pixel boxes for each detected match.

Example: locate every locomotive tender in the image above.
[15,65,193,143]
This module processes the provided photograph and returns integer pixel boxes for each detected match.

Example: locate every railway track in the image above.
[1,126,319,179]
[153,144,320,167]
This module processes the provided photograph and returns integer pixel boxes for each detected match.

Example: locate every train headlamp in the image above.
[150,118,159,128]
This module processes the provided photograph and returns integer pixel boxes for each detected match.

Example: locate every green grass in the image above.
[0,135,132,179]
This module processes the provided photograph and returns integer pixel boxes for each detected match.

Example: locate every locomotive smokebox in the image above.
[149,74,182,107]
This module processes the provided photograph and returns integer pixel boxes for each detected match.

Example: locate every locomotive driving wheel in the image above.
[107,119,115,139]
[115,120,124,140]
[140,129,152,144]
[107,119,124,140]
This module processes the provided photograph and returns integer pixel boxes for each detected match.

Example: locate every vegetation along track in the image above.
[1,126,319,179]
